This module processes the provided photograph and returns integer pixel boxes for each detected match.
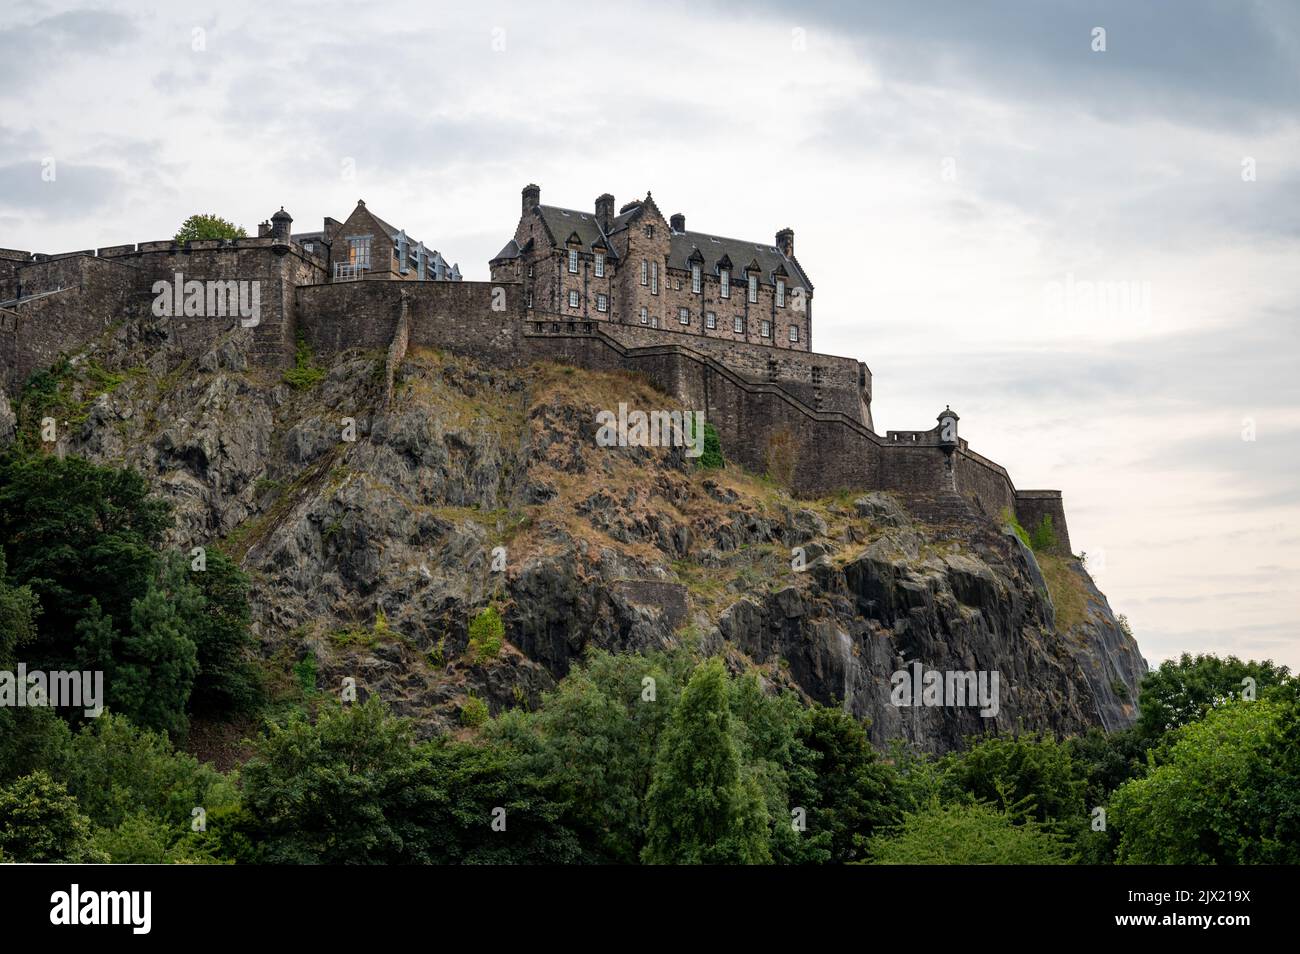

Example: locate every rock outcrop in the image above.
[12,322,1145,751]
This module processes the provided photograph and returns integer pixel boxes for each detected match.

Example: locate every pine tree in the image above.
[642,658,770,864]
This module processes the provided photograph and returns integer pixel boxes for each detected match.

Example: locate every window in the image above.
[761,320,771,338]
[748,273,758,303]
[528,265,534,278]
[641,260,648,286]
[597,294,608,313]
[651,262,659,295]
[595,253,605,278]
[651,315,659,328]
[568,250,579,273]
[645,225,654,238]
[568,290,580,309]
[679,307,689,325]
[525,291,533,308]
[691,263,701,293]
[733,315,744,334]
[776,279,785,307]
[706,312,716,330]
[788,324,799,342]
[720,268,730,298]
[304,242,315,252]
[640,307,648,325]
[348,236,372,268]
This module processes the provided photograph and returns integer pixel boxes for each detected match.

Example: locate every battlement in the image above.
[0,210,1072,553]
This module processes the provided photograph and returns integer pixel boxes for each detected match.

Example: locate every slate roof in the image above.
[535,206,619,258]
[669,230,811,289]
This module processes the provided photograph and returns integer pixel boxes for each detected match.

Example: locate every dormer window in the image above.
[569,250,579,273]
[641,260,648,286]
[691,263,701,293]
[595,253,605,278]
[720,268,730,298]
[776,279,785,307]
[748,272,759,303]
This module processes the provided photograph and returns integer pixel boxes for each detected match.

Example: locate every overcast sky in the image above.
[3,0,1298,670]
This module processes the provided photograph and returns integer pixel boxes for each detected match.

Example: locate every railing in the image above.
[333,262,368,282]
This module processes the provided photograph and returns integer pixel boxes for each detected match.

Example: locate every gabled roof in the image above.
[668,230,811,289]
[534,205,620,259]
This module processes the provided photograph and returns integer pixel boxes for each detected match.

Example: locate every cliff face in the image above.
[7,323,1145,752]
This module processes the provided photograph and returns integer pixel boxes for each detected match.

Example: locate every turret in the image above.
[270,207,292,253]
[937,406,960,448]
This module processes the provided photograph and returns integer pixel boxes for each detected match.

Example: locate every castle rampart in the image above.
[1,220,1074,556]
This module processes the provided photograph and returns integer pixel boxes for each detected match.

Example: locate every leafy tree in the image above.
[868,801,1072,865]
[0,452,169,665]
[174,214,246,243]
[0,554,69,785]
[940,732,1085,832]
[0,771,105,862]
[241,698,582,864]
[642,658,770,864]
[60,713,235,831]
[1136,653,1291,740]
[790,705,899,863]
[488,648,687,863]
[1111,697,1300,864]
[188,549,262,716]
[90,811,231,864]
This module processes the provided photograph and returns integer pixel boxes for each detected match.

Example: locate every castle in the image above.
[0,186,1071,552]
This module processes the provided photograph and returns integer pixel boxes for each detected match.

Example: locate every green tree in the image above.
[60,713,234,831]
[174,214,247,243]
[0,452,169,665]
[188,549,261,716]
[112,561,201,737]
[642,658,771,864]
[1136,653,1290,740]
[790,705,899,863]
[487,648,687,863]
[868,801,1072,865]
[1111,697,1300,864]
[940,732,1085,832]
[0,771,105,862]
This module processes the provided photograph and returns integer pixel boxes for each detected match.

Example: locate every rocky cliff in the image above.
[3,320,1146,753]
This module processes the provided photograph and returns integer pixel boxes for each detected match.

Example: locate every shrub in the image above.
[282,333,325,390]
[868,801,1072,865]
[460,694,489,727]
[1029,515,1057,552]
[468,606,505,660]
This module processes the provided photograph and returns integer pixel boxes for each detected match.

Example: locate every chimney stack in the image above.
[522,183,541,214]
[595,193,614,232]
[776,228,794,257]
[670,212,685,232]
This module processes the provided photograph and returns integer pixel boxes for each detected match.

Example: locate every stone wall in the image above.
[1015,490,1073,555]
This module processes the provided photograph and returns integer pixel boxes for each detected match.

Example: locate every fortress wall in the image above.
[597,319,871,425]
[954,448,1019,519]
[520,327,881,495]
[1,256,137,393]
[878,442,953,494]
[405,281,524,360]
[1015,490,1072,555]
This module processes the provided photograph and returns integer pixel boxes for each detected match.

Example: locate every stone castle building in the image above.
[0,188,1071,552]
[490,186,811,351]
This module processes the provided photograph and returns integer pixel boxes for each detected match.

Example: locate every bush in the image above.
[1029,515,1057,551]
[468,606,505,660]
[282,333,325,390]
[460,694,489,727]
[0,771,105,863]
[868,801,1072,865]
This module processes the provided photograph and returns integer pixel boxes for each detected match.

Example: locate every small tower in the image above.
[270,207,293,254]
[937,406,960,449]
